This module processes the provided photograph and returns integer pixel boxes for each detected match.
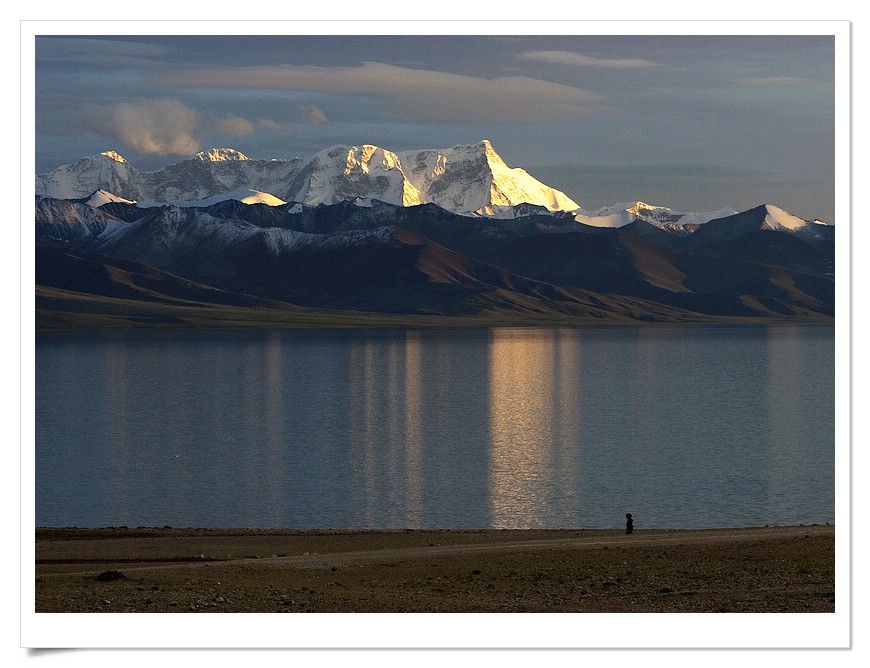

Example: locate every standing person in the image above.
[625,513,633,535]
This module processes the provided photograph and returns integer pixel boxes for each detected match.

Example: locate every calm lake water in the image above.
[34,325,835,530]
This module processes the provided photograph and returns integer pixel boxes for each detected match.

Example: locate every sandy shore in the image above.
[34,525,835,613]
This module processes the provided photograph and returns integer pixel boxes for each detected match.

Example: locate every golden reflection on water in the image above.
[346,333,427,526]
[488,328,581,528]
[253,331,286,522]
[347,337,379,522]
[403,330,424,525]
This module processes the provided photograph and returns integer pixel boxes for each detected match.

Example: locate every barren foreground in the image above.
[34,525,834,613]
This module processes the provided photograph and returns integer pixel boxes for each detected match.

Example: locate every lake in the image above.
[34,325,835,530]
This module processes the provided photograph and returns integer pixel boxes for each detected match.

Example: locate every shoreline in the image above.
[35,525,835,613]
[35,314,835,332]
[34,286,834,332]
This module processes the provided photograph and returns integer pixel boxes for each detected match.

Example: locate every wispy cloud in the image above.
[299,105,327,125]
[36,37,171,69]
[255,119,284,131]
[214,114,255,136]
[212,113,316,140]
[153,61,607,123]
[518,50,660,69]
[738,76,817,86]
[84,98,200,156]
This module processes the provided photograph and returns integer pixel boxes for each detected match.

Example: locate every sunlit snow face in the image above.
[36,140,583,216]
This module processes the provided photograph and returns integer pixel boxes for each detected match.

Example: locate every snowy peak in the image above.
[100,151,128,164]
[736,203,817,233]
[296,144,422,207]
[395,140,580,214]
[761,204,812,232]
[341,144,402,175]
[35,140,578,215]
[86,189,136,207]
[195,148,250,162]
[627,201,671,216]
[36,144,821,232]
[574,201,738,229]
[480,138,506,166]
[680,203,834,249]
[37,152,137,201]
[575,201,823,238]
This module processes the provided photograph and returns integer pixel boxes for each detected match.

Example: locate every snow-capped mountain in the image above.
[194,148,251,162]
[37,151,139,201]
[36,142,835,236]
[85,189,136,208]
[755,204,826,232]
[683,203,833,247]
[146,188,288,209]
[285,144,423,207]
[36,140,580,217]
[36,148,303,204]
[573,201,739,229]
[395,140,580,215]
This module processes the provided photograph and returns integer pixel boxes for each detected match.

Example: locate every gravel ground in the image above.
[34,525,835,613]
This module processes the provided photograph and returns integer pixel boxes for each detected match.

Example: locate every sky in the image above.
[30,24,842,223]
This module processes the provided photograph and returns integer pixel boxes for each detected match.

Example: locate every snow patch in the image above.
[433,154,447,176]
[139,188,286,208]
[763,204,809,231]
[87,190,136,207]
[573,210,635,228]
[257,225,395,255]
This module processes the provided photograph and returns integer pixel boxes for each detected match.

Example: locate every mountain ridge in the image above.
[37,141,832,234]
[34,142,834,328]
[36,140,582,217]
[34,191,834,328]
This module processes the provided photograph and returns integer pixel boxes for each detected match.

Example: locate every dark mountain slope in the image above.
[34,196,835,326]
[35,244,294,309]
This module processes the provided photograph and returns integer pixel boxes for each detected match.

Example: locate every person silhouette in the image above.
[625,513,633,535]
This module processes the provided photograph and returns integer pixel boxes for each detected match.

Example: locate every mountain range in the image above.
[34,141,835,328]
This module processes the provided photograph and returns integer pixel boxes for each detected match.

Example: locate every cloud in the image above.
[84,98,200,155]
[153,61,607,123]
[518,50,660,69]
[214,114,256,136]
[300,105,327,125]
[255,119,284,131]
[212,111,323,138]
